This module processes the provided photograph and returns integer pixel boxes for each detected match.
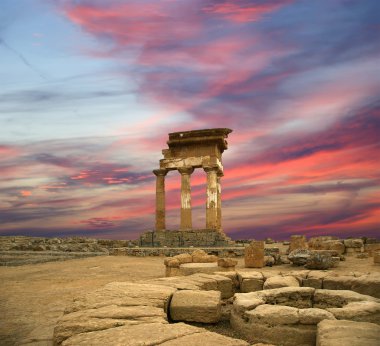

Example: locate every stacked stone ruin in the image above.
[140,128,233,247]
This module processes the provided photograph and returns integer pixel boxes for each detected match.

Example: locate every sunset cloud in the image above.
[0,0,379,239]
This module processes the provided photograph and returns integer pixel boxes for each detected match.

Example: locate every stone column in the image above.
[153,169,168,230]
[216,171,223,230]
[204,166,218,229]
[178,167,194,230]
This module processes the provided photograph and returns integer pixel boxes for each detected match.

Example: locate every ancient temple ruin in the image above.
[139,128,233,247]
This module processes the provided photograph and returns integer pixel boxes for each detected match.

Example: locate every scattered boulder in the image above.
[264,255,275,267]
[288,249,312,266]
[305,252,335,270]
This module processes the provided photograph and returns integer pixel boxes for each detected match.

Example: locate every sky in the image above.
[0,0,379,241]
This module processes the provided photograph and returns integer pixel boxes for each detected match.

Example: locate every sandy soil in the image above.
[0,254,378,345]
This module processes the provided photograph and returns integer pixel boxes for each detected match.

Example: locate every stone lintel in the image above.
[160,156,223,172]
[167,128,232,152]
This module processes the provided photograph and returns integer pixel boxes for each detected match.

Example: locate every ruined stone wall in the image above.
[139,229,234,247]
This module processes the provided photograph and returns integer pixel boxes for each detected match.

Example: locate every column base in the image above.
[139,229,234,247]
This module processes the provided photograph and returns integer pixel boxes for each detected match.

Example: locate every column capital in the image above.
[178,166,194,175]
[153,169,168,177]
[203,165,218,173]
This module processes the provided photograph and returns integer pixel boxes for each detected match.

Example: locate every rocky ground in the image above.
[0,253,378,345]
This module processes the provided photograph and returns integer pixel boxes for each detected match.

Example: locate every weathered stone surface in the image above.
[173,253,193,264]
[326,301,380,323]
[237,271,264,293]
[289,235,308,252]
[64,282,177,314]
[61,322,199,346]
[308,237,345,255]
[282,270,310,284]
[244,241,264,268]
[191,273,234,298]
[263,275,300,289]
[160,331,249,346]
[264,255,275,266]
[313,289,378,309]
[344,238,364,248]
[231,286,378,346]
[246,304,299,325]
[288,249,312,266]
[323,273,380,298]
[298,308,335,324]
[54,305,167,345]
[217,257,237,268]
[165,258,180,267]
[305,252,335,270]
[169,290,221,323]
[316,319,380,346]
[179,262,221,276]
[303,271,329,289]
[189,249,218,263]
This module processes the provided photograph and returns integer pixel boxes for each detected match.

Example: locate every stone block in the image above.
[305,252,335,270]
[237,271,264,293]
[303,271,329,289]
[263,275,300,289]
[288,249,312,266]
[244,241,264,268]
[298,308,335,324]
[169,290,221,323]
[173,253,193,264]
[179,262,220,276]
[289,235,308,252]
[246,304,299,325]
[316,319,380,346]
[217,257,237,268]
[344,238,364,248]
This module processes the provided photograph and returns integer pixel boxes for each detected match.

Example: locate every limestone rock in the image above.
[218,257,238,268]
[246,304,299,325]
[313,289,378,309]
[244,241,264,268]
[173,253,193,264]
[237,271,264,293]
[169,289,221,323]
[165,258,180,267]
[264,255,275,266]
[61,322,198,345]
[54,305,167,345]
[263,275,300,289]
[179,262,221,276]
[326,301,380,323]
[305,252,335,270]
[303,271,329,289]
[160,331,250,346]
[298,308,335,324]
[191,249,218,263]
[316,319,380,346]
[344,238,364,248]
[288,249,312,266]
[289,235,308,252]
[64,282,177,314]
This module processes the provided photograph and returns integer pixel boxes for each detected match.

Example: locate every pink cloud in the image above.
[203,0,293,23]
